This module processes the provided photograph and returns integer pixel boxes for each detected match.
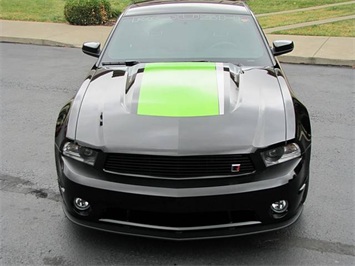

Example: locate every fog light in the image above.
[271,200,288,214]
[74,198,90,211]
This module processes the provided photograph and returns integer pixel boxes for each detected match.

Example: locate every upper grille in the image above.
[104,153,255,179]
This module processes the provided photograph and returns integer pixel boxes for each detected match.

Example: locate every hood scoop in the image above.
[120,62,244,117]
[123,64,144,93]
[226,63,243,88]
[99,112,103,126]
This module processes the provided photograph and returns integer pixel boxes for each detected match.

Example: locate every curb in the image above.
[278,55,355,68]
[1,36,354,67]
[0,36,76,48]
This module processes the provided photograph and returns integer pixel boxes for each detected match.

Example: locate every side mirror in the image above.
[82,42,101,58]
[272,40,294,56]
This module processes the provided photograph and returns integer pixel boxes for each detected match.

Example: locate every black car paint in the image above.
[54,0,311,240]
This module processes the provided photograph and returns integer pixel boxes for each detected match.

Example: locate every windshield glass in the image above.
[101,13,272,66]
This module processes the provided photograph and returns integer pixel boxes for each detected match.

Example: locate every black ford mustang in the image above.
[55,0,311,240]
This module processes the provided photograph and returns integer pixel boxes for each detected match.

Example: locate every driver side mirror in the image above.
[82,42,101,58]
[272,40,294,56]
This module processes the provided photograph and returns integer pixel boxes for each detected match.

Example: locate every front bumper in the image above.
[58,156,308,240]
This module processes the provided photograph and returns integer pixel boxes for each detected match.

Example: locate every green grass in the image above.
[275,19,355,37]
[0,0,354,37]
[0,0,130,22]
[110,0,131,14]
[257,4,355,29]
[246,0,354,14]
[0,0,66,22]
[1,0,353,22]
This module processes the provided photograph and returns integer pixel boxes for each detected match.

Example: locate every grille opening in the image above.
[101,208,258,228]
[104,153,255,178]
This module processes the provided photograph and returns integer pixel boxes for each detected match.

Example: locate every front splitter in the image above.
[63,204,303,241]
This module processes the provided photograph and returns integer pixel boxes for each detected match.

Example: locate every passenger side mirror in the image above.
[82,42,101,58]
[272,40,294,56]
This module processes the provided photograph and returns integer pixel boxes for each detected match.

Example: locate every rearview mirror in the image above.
[82,42,101,58]
[272,40,294,56]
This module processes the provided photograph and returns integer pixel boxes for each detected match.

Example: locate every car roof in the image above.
[124,0,251,16]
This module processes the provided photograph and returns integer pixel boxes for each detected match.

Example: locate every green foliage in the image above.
[111,8,122,19]
[64,0,112,25]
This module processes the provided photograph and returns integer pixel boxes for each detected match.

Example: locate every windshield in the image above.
[101,13,272,66]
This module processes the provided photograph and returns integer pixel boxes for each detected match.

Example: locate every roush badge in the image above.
[231,164,241,173]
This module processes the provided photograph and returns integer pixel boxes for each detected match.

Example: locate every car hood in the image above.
[74,62,287,155]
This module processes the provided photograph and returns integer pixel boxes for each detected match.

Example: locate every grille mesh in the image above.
[104,153,254,178]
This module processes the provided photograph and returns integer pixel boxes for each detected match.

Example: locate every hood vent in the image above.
[100,112,103,126]
[125,65,144,93]
[226,63,243,88]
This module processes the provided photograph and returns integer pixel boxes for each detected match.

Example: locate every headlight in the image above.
[261,143,301,167]
[62,142,98,166]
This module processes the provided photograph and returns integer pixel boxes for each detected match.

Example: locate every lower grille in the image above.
[100,208,259,229]
[104,153,255,178]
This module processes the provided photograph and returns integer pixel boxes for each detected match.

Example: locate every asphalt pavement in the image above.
[1,43,354,265]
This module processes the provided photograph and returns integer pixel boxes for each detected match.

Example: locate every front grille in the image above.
[104,153,255,178]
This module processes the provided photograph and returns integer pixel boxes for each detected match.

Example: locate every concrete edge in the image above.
[1,36,354,67]
[278,55,355,67]
[0,37,77,48]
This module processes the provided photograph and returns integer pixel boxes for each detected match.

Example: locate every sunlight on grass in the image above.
[0,0,354,38]
[0,0,131,22]
[247,0,354,14]
[0,0,66,22]
[275,19,355,37]
[257,4,355,28]
[110,0,132,14]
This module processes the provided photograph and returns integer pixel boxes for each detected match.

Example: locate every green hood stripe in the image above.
[137,62,219,117]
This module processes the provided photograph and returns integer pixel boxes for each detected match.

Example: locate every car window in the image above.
[101,13,272,66]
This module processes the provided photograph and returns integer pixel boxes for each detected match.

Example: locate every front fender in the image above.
[55,99,73,147]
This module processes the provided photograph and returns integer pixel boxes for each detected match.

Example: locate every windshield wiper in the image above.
[190,60,212,62]
[191,60,243,67]
[102,61,140,66]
